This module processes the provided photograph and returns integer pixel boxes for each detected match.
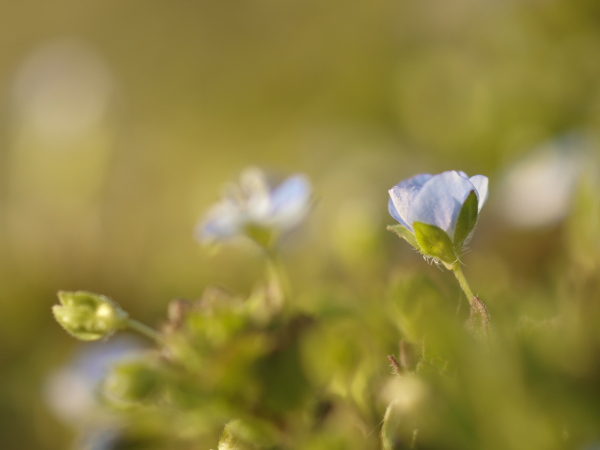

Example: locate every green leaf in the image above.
[387,224,419,250]
[453,190,479,251]
[413,222,456,265]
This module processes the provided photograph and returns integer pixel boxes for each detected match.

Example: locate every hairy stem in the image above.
[126,318,162,344]
[381,401,401,450]
[452,265,474,305]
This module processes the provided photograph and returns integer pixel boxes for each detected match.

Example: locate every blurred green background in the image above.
[1,0,600,448]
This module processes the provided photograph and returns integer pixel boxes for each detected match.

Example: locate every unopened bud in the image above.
[103,361,160,404]
[52,291,128,341]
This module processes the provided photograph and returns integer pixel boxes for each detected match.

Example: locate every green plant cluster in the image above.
[65,267,600,449]
[52,170,600,450]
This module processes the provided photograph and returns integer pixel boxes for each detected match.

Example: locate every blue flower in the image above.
[197,167,311,246]
[388,170,488,265]
[44,336,143,424]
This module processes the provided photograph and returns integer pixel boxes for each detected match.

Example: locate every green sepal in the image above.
[244,223,276,250]
[413,222,457,266]
[453,190,479,251]
[387,224,419,250]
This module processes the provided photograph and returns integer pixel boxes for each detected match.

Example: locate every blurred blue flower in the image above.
[44,336,143,425]
[197,167,311,245]
[77,428,120,450]
[498,133,589,228]
[388,170,488,240]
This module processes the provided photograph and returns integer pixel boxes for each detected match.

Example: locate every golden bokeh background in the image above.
[1,1,599,448]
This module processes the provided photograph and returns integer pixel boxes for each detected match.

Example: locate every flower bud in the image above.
[102,361,160,404]
[52,291,128,341]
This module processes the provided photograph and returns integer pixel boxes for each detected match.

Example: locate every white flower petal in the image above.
[389,185,419,231]
[269,175,311,228]
[388,174,432,231]
[468,175,489,211]
[397,173,433,189]
[408,171,475,237]
[388,197,408,228]
[197,201,243,241]
[240,168,271,219]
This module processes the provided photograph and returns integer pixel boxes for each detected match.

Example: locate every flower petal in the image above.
[468,175,489,211]
[388,173,432,230]
[269,175,311,227]
[388,187,414,229]
[240,168,271,219]
[388,198,407,227]
[396,173,434,189]
[197,201,243,241]
[408,171,475,237]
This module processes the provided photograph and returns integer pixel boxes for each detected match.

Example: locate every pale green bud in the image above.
[102,361,160,404]
[52,291,128,341]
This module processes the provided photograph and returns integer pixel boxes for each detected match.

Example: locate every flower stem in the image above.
[381,400,400,450]
[452,265,474,305]
[126,318,162,344]
[265,247,292,303]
